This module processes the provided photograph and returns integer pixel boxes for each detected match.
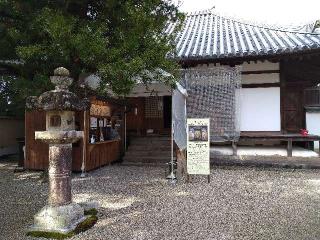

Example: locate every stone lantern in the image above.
[27,67,90,234]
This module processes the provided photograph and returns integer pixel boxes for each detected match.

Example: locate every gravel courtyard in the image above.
[1,159,320,240]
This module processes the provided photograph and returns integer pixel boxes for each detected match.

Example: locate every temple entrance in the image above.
[124,93,172,165]
[126,95,172,136]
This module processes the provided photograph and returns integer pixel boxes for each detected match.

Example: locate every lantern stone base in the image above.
[29,203,87,234]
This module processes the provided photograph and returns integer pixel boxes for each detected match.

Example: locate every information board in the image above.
[90,104,111,117]
[187,118,210,175]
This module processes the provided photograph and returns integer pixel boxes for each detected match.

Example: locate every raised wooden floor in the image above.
[230,132,320,157]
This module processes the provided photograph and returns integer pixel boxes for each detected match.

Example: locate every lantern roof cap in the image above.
[26,67,90,111]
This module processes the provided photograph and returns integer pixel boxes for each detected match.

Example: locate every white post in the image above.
[171,119,174,164]
[167,90,176,181]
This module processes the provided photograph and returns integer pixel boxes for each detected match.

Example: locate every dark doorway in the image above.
[163,96,172,129]
[282,86,305,132]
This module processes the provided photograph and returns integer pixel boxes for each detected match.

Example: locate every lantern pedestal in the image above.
[29,142,87,234]
[30,203,87,234]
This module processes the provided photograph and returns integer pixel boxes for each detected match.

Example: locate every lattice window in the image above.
[145,96,163,118]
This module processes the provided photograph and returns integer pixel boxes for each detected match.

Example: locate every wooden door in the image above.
[126,97,145,135]
[25,110,48,170]
[282,86,304,132]
[144,96,164,132]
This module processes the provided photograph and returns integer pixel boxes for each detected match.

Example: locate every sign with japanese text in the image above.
[187,118,210,175]
[90,104,111,117]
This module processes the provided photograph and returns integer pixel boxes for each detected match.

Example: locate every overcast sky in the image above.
[175,0,320,26]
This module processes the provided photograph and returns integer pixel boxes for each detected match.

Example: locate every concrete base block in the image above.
[29,203,85,234]
[78,201,100,211]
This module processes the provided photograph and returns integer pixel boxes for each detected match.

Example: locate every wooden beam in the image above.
[242,83,280,88]
[241,70,280,75]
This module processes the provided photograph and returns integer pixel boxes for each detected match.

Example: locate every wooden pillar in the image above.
[83,111,89,171]
[280,60,286,132]
[232,141,237,156]
[307,141,314,151]
[287,139,293,157]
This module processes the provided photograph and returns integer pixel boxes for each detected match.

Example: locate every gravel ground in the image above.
[1,158,320,240]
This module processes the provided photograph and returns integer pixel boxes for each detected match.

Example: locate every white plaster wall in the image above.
[242,73,279,84]
[306,112,320,150]
[240,87,281,131]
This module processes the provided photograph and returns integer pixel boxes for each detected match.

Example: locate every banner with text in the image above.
[187,118,210,175]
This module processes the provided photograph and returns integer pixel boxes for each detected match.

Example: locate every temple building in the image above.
[124,11,320,163]
[25,11,320,170]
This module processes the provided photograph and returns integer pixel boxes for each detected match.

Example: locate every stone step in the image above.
[123,135,173,164]
[128,141,170,146]
[122,157,176,165]
[130,141,171,145]
[127,145,172,151]
[122,155,171,163]
[125,151,171,157]
[121,161,168,167]
[130,135,170,138]
[130,137,171,142]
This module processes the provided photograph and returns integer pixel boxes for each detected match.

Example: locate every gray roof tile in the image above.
[170,11,320,60]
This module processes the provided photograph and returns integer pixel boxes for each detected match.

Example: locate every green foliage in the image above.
[26,230,74,239]
[84,208,98,216]
[74,215,98,234]
[0,0,184,116]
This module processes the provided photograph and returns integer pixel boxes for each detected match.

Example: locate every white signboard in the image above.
[90,117,97,128]
[187,118,210,175]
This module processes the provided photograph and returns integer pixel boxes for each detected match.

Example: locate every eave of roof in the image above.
[167,10,320,62]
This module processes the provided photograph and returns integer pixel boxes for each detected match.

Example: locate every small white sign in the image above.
[187,118,210,175]
[90,117,97,128]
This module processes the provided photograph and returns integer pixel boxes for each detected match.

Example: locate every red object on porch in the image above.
[300,129,309,136]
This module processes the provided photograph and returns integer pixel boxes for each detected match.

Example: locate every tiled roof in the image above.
[165,11,320,60]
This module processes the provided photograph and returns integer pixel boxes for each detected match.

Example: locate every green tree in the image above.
[0,0,183,116]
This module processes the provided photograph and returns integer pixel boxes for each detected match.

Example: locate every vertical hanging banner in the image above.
[187,118,210,175]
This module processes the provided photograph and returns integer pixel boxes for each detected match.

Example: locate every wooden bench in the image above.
[231,132,320,157]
